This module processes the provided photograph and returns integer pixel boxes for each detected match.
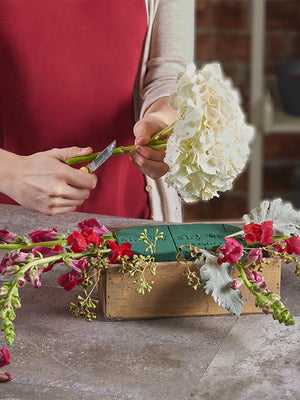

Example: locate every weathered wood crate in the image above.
[98,258,281,321]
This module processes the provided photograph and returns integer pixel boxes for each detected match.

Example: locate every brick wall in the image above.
[183,0,300,221]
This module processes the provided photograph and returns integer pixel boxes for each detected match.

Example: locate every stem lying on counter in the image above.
[65,122,175,166]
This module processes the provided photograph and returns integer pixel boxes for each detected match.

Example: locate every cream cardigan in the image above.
[134,0,195,222]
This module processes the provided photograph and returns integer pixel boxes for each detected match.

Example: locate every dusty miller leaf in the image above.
[243,198,300,236]
[196,250,243,315]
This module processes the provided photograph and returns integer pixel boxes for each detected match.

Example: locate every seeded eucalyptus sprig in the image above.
[119,229,164,295]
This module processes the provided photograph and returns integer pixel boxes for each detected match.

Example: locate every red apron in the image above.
[0,0,149,218]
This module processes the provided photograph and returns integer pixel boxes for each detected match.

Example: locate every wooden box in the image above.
[98,259,281,320]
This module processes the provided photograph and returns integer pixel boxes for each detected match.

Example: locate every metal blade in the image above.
[86,140,116,172]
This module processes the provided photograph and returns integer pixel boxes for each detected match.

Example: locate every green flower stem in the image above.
[0,240,67,250]
[237,264,258,294]
[2,248,111,298]
[237,263,295,326]
[65,122,175,166]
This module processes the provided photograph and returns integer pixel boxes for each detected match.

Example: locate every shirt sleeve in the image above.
[138,0,195,117]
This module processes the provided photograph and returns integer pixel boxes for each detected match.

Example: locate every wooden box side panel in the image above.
[99,259,281,320]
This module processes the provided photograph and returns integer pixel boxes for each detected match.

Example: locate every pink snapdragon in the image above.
[217,237,243,265]
[245,268,269,293]
[0,251,30,276]
[0,230,17,244]
[245,248,263,265]
[78,219,110,236]
[229,279,242,290]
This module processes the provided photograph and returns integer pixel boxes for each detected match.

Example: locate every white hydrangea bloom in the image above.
[164,63,255,202]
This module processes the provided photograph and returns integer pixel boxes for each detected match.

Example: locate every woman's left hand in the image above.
[130,97,178,179]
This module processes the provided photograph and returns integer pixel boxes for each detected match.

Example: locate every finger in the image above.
[48,146,94,163]
[129,151,169,179]
[63,167,98,190]
[43,205,78,216]
[134,145,166,162]
[133,115,168,146]
[29,195,83,216]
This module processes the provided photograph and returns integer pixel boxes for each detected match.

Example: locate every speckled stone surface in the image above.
[0,205,299,400]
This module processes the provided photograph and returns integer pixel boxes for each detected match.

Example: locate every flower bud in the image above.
[0,347,11,367]
[17,277,26,287]
[0,371,13,382]
[229,279,242,290]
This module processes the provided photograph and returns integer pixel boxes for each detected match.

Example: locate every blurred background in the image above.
[182,0,300,221]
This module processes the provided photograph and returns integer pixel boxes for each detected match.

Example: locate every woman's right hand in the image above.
[0,147,97,215]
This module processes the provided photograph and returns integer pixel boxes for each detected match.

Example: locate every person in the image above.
[0,0,194,221]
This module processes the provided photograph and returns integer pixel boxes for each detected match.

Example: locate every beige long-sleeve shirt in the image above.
[134,0,195,222]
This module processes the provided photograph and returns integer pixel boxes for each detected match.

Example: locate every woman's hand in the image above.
[0,147,97,215]
[130,97,178,179]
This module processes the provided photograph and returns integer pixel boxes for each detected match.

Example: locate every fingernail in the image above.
[135,146,143,156]
[129,150,136,161]
[80,147,92,153]
[135,136,148,146]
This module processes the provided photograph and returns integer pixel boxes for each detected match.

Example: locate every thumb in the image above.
[133,119,151,146]
[47,146,94,162]
[133,114,168,146]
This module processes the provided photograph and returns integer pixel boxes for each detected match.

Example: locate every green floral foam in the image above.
[116,224,240,262]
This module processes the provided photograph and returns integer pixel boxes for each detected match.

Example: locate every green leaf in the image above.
[197,250,243,315]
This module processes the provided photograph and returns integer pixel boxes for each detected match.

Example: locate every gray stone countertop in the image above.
[0,204,299,400]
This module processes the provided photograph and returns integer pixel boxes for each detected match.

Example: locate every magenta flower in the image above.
[252,270,263,283]
[26,269,42,288]
[70,258,88,275]
[32,244,63,256]
[0,251,30,276]
[29,228,58,243]
[217,237,243,265]
[245,248,263,265]
[0,229,17,244]
[229,279,242,290]
[0,347,11,368]
[244,268,268,292]
[78,219,110,236]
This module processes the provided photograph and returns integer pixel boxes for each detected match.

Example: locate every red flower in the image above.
[78,219,110,236]
[57,272,79,291]
[57,258,87,291]
[29,228,58,243]
[81,228,103,247]
[217,237,243,265]
[0,229,17,244]
[276,236,300,255]
[243,221,274,246]
[0,347,11,368]
[107,241,133,263]
[67,231,88,253]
